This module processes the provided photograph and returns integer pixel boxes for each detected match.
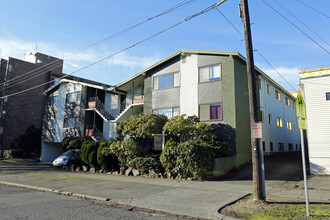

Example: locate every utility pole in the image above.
[239,0,264,200]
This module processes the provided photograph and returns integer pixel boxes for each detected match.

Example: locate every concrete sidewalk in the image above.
[0,160,329,219]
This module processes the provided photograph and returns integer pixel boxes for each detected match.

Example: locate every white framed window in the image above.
[153,72,179,90]
[66,91,80,103]
[63,117,77,128]
[267,84,270,95]
[259,79,263,90]
[199,64,221,82]
[153,107,179,119]
[199,103,222,121]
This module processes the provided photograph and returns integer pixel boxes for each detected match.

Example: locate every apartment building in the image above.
[0,52,63,151]
[109,49,300,166]
[41,49,300,167]
[299,66,330,174]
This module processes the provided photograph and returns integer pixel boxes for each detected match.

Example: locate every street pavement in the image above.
[0,154,329,220]
[0,184,185,220]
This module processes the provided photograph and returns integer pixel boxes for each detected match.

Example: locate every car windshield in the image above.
[61,151,72,157]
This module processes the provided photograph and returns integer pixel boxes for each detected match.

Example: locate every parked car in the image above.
[53,149,81,167]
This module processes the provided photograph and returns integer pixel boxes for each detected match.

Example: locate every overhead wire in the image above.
[0,0,198,91]
[295,0,330,19]
[215,8,299,91]
[0,0,228,100]
[261,0,330,55]
[272,0,329,47]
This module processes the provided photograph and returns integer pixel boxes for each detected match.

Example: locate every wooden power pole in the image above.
[239,0,264,200]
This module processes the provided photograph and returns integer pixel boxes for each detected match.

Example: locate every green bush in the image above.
[62,136,92,151]
[128,157,161,174]
[109,139,145,168]
[81,140,99,167]
[160,140,231,180]
[0,150,12,160]
[97,140,118,171]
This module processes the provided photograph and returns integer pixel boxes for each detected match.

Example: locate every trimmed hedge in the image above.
[97,140,119,171]
[127,157,161,174]
[81,140,99,167]
[160,139,231,180]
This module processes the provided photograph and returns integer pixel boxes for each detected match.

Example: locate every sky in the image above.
[0,0,329,92]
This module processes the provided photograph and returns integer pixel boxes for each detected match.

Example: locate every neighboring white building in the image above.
[299,66,330,174]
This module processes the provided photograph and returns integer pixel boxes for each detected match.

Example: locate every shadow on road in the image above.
[213,152,304,181]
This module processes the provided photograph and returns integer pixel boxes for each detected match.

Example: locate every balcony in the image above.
[133,95,144,104]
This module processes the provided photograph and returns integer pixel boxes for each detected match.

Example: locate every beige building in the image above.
[299,66,330,174]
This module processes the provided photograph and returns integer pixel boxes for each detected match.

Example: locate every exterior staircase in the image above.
[87,97,115,121]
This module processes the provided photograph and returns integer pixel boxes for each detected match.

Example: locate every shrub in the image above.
[109,139,145,168]
[127,157,161,174]
[62,136,92,151]
[160,140,231,180]
[81,140,99,167]
[97,140,118,171]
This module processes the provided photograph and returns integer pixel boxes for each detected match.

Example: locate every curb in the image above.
[0,181,111,202]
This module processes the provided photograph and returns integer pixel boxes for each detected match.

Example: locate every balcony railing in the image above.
[87,97,114,121]
[85,125,104,141]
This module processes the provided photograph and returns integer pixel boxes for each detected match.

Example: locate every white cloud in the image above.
[259,65,301,91]
[0,37,162,77]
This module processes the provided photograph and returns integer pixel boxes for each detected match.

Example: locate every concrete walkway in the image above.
[0,156,329,219]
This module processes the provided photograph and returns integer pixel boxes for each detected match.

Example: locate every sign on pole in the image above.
[251,123,262,139]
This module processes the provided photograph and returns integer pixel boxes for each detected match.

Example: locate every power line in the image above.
[0,0,228,100]
[0,0,198,90]
[215,8,298,91]
[272,0,329,47]
[261,0,330,55]
[296,0,330,19]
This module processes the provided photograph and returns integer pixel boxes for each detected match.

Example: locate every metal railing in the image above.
[88,97,114,120]
[85,124,104,141]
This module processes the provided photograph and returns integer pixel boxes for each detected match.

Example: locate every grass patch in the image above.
[249,204,330,220]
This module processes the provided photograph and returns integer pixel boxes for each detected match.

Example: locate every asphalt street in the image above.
[0,184,185,220]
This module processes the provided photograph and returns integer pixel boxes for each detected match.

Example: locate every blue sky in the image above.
[0,0,329,91]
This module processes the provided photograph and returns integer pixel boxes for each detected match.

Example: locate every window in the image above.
[275,90,281,101]
[326,92,330,100]
[285,97,290,107]
[199,64,221,82]
[4,96,8,103]
[50,96,58,105]
[63,117,77,128]
[270,142,273,152]
[259,79,263,90]
[153,107,179,119]
[66,91,80,103]
[8,64,13,72]
[153,73,179,90]
[287,121,292,130]
[276,117,283,127]
[294,123,297,131]
[278,143,284,151]
[267,84,270,95]
[262,141,265,151]
[199,103,222,121]
[260,110,264,122]
[288,143,293,151]
[5,81,9,87]
[269,114,272,125]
